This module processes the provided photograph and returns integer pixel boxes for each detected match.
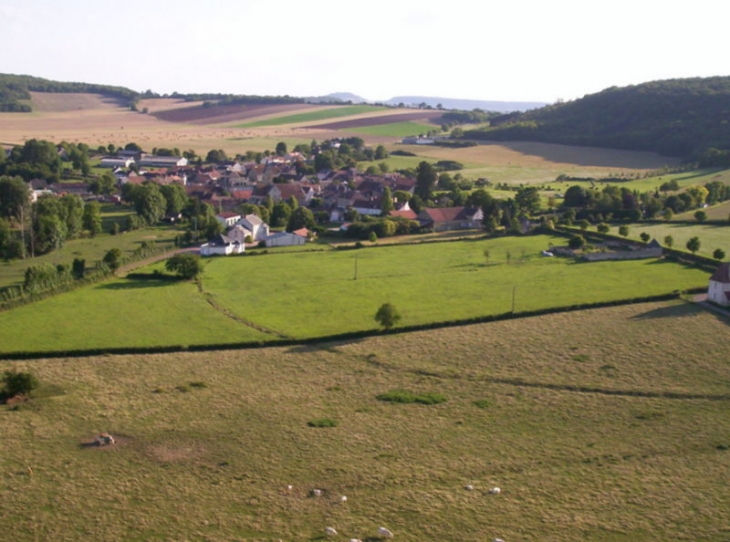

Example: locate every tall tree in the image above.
[286,207,316,232]
[83,200,102,237]
[380,187,394,216]
[415,161,436,201]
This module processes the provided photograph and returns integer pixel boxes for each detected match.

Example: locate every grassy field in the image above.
[347,121,438,137]
[1,301,729,541]
[236,105,386,128]
[583,222,730,258]
[0,223,180,290]
[0,235,710,353]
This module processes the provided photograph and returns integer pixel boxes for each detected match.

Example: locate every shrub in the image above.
[189,381,207,389]
[376,390,447,405]
[473,399,491,409]
[307,418,338,428]
[2,369,39,398]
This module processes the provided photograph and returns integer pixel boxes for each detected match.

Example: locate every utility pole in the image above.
[354,254,358,280]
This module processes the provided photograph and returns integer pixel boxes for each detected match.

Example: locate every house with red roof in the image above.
[417,206,483,231]
[708,263,730,307]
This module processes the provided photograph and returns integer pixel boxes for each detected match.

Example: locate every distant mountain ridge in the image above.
[307,92,546,112]
[383,96,546,113]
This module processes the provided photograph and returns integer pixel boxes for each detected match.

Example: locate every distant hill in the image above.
[0,73,139,112]
[463,77,730,160]
[384,96,546,113]
[305,92,368,104]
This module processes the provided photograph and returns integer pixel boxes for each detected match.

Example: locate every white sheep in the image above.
[311,488,323,497]
[493,538,505,542]
[488,487,501,495]
[339,495,348,503]
[377,526,394,538]
[325,526,337,536]
[349,539,362,542]
[464,484,474,491]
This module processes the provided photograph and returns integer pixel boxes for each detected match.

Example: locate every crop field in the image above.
[236,105,386,128]
[1,301,729,541]
[0,235,707,355]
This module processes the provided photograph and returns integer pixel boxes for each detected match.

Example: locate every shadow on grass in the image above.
[286,337,367,355]
[631,303,702,320]
[97,279,174,290]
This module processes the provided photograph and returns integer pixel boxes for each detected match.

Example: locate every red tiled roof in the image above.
[421,207,466,222]
[389,209,417,220]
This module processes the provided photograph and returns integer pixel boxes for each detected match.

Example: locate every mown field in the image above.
[0,236,710,354]
[236,105,386,128]
[2,301,729,541]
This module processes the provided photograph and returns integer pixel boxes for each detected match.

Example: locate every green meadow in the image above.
[0,235,710,354]
[349,121,437,137]
[2,301,729,541]
[236,105,386,128]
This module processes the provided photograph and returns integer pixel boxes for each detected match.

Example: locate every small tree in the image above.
[694,210,707,223]
[2,369,39,398]
[578,219,590,231]
[686,236,701,254]
[103,248,123,272]
[165,253,204,280]
[640,232,650,243]
[713,248,726,261]
[368,231,377,243]
[483,248,490,264]
[664,235,674,248]
[618,225,629,238]
[568,234,586,250]
[596,223,610,233]
[663,208,673,221]
[375,303,401,331]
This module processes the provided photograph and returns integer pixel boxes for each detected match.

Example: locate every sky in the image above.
[1,0,729,104]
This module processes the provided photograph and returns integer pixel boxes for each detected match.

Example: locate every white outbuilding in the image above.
[708,262,730,306]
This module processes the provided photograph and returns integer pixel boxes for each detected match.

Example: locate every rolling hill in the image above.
[464,77,730,160]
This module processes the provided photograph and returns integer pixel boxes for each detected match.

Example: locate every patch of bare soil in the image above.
[309,110,443,130]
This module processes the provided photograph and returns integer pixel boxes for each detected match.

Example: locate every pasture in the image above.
[0,235,709,354]
[584,222,730,259]
[1,301,729,541]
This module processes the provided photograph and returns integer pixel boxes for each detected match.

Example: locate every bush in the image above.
[473,399,491,409]
[2,369,39,398]
[307,418,338,427]
[376,390,447,405]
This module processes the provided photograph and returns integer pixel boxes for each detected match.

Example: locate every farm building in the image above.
[237,214,270,241]
[215,212,241,228]
[418,206,483,231]
[200,234,244,257]
[99,156,135,168]
[708,262,730,306]
[264,232,306,247]
[138,155,189,168]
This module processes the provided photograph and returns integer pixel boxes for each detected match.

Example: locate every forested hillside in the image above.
[0,74,140,112]
[464,77,730,162]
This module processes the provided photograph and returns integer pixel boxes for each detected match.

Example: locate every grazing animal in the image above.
[377,526,394,538]
[325,526,337,536]
[488,487,501,495]
[26,466,33,477]
[339,495,348,503]
[464,484,474,491]
[311,488,322,497]
[493,539,505,542]
[286,484,293,491]
[349,539,362,542]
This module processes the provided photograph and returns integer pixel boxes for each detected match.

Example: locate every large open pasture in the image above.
[0,235,710,354]
[2,301,729,541]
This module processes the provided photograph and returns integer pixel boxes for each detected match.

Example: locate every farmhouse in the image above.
[708,262,730,307]
[200,234,244,256]
[215,212,241,228]
[418,206,483,231]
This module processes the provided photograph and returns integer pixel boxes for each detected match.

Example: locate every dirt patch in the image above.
[145,442,208,463]
[308,110,443,130]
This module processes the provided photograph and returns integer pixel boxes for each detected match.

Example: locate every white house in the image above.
[200,234,245,256]
[264,231,306,247]
[708,263,730,307]
[237,214,270,241]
